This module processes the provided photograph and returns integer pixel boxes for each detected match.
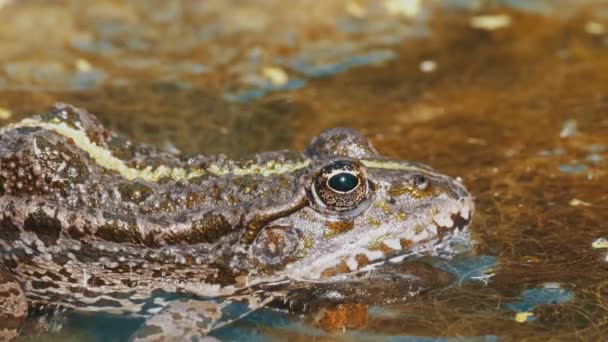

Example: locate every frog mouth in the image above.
[316,206,474,280]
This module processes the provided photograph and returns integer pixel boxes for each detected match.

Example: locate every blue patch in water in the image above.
[224,78,306,102]
[211,308,291,341]
[179,62,208,75]
[587,144,607,153]
[95,20,128,39]
[223,88,268,103]
[216,312,501,342]
[503,286,574,314]
[431,253,497,286]
[286,49,397,78]
[125,38,151,51]
[586,153,603,164]
[386,336,499,342]
[67,312,143,341]
[558,164,587,174]
[71,38,116,55]
[537,147,565,157]
[72,70,107,90]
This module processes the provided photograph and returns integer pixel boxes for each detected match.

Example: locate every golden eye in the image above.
[312,160,369,211]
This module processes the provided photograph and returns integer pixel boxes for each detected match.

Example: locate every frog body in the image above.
[0,103,474,339]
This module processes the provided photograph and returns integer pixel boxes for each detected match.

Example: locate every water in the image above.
[1,0,607,340]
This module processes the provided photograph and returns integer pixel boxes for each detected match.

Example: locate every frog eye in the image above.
[312,160,369,211]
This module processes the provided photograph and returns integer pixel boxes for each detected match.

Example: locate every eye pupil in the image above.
[328,173,359,193]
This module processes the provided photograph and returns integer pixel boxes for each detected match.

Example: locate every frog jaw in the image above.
[266,176,475,282]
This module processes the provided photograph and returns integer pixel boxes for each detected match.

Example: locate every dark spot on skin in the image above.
[67,226,84,239]
[0,267,15,290]
[59,268,72,278]
[23,209,62,246]
[0,288,20,298]
[91,298,123,308]
[41,271,62,282]
[67,223,91,239]
[355,254,370,267]
[450,213,470,231]
[324,221,354,238]
[368,241,396,254]
[107,136,136,161]
[143,233,160,247]
[184,191,203,209]
[31,281,59,290]
[95,213,142,244]
[151,270,165,278]
[0,216,22,243]
[3,259,17,269]
[435,214,471,240]
[320,260,351,278]
[52,253,70,266]
[118,181,154,204]
[165,212,233,245]
[400,239,414,249]
[87,276,106,287]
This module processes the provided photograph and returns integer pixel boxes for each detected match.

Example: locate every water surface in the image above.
[1,0,607,340]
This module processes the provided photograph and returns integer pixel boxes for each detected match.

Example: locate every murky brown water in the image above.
[1,0,607,341]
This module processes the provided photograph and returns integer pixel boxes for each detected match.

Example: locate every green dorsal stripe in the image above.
[4,119,310,182]
[2,118,435,182]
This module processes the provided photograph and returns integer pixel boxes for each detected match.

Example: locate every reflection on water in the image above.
[1,0,607,341]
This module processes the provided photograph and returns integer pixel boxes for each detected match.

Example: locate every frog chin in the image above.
[284,231,467,282]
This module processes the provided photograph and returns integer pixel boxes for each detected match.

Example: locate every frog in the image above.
[0,103,474,340]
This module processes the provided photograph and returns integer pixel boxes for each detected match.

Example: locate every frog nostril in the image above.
[413,175,429,190]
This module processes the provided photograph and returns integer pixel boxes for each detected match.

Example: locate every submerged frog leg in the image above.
[0,266,27,341]
[130,292,277,341]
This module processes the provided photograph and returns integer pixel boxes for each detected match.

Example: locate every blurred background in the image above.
[1,0,607,341]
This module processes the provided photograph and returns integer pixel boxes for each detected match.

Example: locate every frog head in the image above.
[246,128,474,281]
